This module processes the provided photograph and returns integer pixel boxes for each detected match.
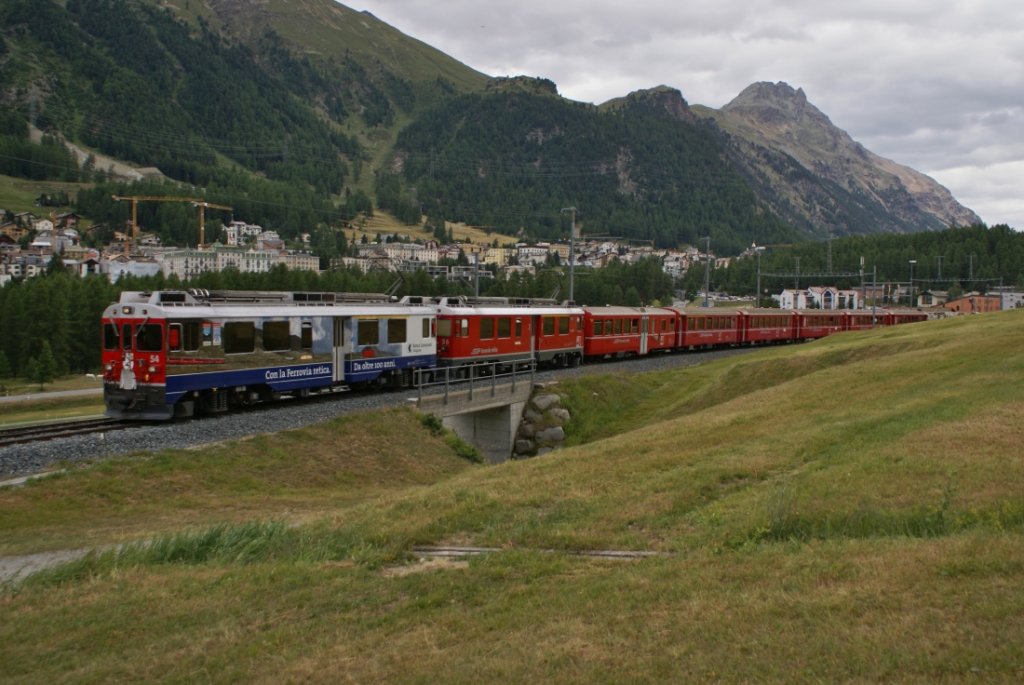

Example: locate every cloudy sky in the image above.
[351,0,1023,229]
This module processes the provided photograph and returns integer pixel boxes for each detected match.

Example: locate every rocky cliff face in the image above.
[700,81,981,236]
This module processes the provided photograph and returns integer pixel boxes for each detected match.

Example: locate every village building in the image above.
[943,293,1002,314]
[916,290,949,307]
[779,286,860,310]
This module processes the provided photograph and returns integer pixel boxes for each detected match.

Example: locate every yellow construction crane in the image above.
[111,195,233,249]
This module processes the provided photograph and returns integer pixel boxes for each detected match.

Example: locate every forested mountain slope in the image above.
[0,1,983,254]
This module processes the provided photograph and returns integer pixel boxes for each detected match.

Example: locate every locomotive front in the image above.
[101,293,172,419]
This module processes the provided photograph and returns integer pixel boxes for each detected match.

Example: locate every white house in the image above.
[779,287,860,310]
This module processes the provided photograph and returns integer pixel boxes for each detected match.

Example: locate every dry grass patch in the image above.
[4,533,1022,683]
[0,408,476,554]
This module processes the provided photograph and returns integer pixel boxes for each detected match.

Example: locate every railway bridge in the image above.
[411,364,536,464]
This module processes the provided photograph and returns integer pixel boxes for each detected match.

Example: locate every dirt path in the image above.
[0,549,91,584]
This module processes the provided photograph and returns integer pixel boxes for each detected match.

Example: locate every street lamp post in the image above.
[561,207,577,303]
[755,247,762,308]
[702,236,711,307]
[908,259,917,307]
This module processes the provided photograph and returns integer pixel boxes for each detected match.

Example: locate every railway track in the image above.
[0,418,135,449]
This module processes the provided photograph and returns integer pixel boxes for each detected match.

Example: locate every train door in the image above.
[640,316,649,355]
[332,317,347,382]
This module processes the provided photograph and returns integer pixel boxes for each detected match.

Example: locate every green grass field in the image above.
[2,311,1023,682]
[0,376,105,426]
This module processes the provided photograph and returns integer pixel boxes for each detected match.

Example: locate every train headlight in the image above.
[148,365,156,374]
[104,363,113,372]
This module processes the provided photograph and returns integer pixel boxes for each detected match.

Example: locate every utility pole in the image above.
[859,256,865,310]
[755,248,762,308]
[968,253,975,282]
[827,229,833,275]
[794,256,800,290]
[872,266,877,325]
[935,255,944,281]
[473,252,480,297]
[702,236,711,307]
[561,207,577,303]
[908,259,917,307]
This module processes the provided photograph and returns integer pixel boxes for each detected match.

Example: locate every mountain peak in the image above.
[485,76,560,96]
[708,81,982,232]
[722,81,829,132]
[733,81,807,103]
[600,85,696,122]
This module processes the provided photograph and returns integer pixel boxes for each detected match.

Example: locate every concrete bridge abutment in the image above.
[412,372,536,464]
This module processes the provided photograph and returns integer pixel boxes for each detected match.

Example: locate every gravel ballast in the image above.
[0,347,756,479]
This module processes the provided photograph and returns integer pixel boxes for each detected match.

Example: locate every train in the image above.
[101,289,928,420]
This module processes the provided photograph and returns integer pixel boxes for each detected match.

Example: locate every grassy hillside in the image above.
[2,311,1023,681]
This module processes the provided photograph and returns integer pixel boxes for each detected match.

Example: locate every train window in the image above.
[459,319,469,337]
[122,324,131,349]
[223,322,255,354]
[357,320,377,346]
[515,319,523,337]
[612,319,622,335]
[631,319,639,334]
[604,319,612,335]
[387,319,407,344]
[480,318,494,339]
[422,318,431,339]
[104,323,119,350]
[543,318,555,336]
[301,322,313,349]
[136,323,163,352]
[263,321,290,351]
[497,318,511,338]
[593,320,603,335]
[559,317,569,334]
[437,319,453,337]
[174,321,201,351]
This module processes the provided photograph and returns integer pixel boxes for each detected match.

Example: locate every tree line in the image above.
[679,224,1024,299]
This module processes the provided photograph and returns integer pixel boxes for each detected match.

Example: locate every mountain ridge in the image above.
[696,81,981,234]
[0,1,984,252]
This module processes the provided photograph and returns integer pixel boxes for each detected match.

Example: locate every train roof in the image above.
[667,307,742,316]
[106,290,434,319]
[582,306,677,316]
[430,296,584,316]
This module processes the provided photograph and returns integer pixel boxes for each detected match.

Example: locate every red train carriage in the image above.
[431,297,584,370]
[739,309,798,344]
[535,307,586,367]
[795,310,844,340]
[885,309,929,326]
[844,311,883,332]
[582,307,677,359]
[670,308,741,348]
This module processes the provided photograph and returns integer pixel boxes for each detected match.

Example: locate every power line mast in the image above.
[827,229,833,274]
[702,236,711,307]
[561,206,578,303]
